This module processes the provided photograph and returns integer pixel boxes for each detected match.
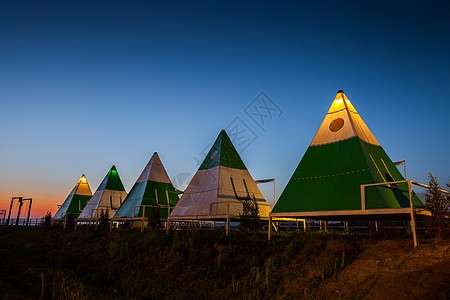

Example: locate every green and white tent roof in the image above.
[53,174,92,220]
[272,91,423,214]
[79,165,128,219]
[170,130,272,219]
[113,152,179,219]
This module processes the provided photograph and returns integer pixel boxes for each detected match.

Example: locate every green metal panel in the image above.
[65,194,91,218]
[199,130,247,170]
[114,181,179,219]
[273,137,423,213]
[104,166,126,191]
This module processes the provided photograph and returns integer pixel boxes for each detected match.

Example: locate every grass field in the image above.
[0,226,448,299]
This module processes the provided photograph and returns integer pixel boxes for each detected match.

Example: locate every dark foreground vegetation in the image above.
[0,227,449,299]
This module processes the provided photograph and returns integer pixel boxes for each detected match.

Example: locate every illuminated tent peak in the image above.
[170,130,272,219]
[272,91,422,214]
[79,165,128,220]
[68,174,92,196]
[113,152,179,219]
[53,174,93,220]
[310,90,379,146]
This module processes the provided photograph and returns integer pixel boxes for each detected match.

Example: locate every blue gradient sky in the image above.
[1,1,449,217]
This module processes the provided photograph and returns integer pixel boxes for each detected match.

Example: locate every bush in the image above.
[424,173,450,239]
[43,211,52,226]
[66,213,76,229]
[239,195,260,232]
[99,209,110,230]
[148,205,161,229]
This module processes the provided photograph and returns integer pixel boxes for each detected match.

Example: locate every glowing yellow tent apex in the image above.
[69,174,92,196]
[310,90,380,147]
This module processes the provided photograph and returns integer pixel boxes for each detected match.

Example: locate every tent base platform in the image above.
[270,208,429,221]
[269,207,429,247]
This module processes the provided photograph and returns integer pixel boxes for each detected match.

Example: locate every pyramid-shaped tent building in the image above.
[272,90,422,217]
[113,152,179,219]
[53,174,92,220]
[79,165,127,220]
[170,130,272,219]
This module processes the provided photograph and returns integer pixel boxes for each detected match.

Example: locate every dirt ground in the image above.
[309,240,450,299]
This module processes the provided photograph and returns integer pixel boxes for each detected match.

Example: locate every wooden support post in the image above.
[110,219,113,231]
[226,201,230,235]
[408,181,418,247]
[324,221,327,232]
[268,216,272,240]
[166,190,170,234]
[361,186,366,210]
[141,206,145,233]
[303,220,306,232]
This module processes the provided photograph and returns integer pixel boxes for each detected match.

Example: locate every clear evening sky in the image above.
[1,1,449,218]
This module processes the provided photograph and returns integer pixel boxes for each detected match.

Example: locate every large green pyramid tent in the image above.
[170,130,272,219]
[272,91,423,215]
[53,174,92,220]
[78,165,128,220]
[113,152,179,219]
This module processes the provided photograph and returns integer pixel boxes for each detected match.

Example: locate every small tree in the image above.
[148,205,161,229]
[99,209,110,230]
[43,211,52,226]
[424,173,450,239]
[66,212,76,229]
[240,195,260,232]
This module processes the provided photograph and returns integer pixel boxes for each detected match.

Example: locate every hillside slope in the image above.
[0,227,448,299]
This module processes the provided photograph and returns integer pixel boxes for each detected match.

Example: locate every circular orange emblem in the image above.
[329,118,344,132]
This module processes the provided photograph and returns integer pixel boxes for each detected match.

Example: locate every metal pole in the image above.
[273,179,276,206]
[6,198,15,226]
[16,198,24,226]
[408,181,418,247]
[26,198,32,226]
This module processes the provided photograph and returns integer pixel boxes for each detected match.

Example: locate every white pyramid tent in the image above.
[79,165,128,220]
[53,174,92,220]
[113,152,179,220]
[170,130,272,219]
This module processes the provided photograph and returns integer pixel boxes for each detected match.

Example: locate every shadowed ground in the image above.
[0,227,448,299]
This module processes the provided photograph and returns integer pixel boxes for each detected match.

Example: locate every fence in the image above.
[0,218,44,226]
